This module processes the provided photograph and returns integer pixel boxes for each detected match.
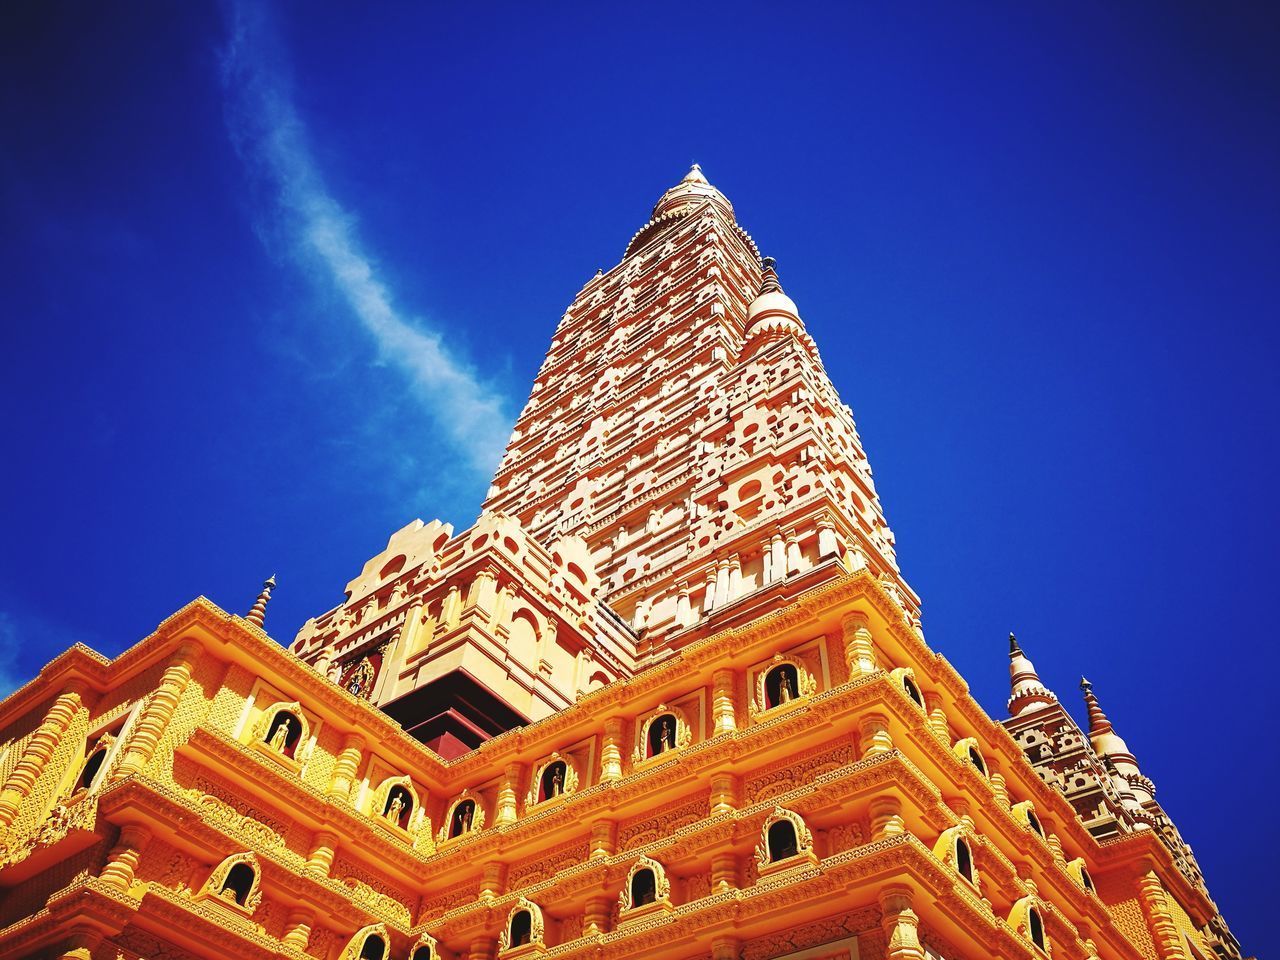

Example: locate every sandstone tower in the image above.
[0,167,1247,960]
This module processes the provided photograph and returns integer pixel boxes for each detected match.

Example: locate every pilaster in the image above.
[113,640,202,780]
[0,677,92,830]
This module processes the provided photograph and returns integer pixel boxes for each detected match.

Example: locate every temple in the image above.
[0,167,1247,960]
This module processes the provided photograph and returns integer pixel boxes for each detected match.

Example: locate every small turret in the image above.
[745,257,811,349]
[1081,677,1155,810]
[1006,632,1058,716]
[245,575,276,629]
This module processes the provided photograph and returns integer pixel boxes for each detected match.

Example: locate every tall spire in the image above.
[1006,632,1057,716]
[246,575,276,629]
[759,256,783,294]
[1080,677,1155,808]
[1079,677,1113,735]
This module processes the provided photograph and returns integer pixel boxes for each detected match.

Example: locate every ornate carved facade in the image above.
[0,167,1248,960]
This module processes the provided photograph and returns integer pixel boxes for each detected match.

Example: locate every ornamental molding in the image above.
[748,653,818,718]
[496,896,546,955]
[195,850,263,914]
[438,789,486,844]
[339,923,391,960]
[753,805,817,875]
[631,704,693,766]
[525,752,579,810]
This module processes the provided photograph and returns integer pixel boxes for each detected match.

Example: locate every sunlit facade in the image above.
[0,168,1246,960]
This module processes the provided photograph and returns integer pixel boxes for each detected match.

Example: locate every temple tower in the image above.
[482,164,913,648]
[290,166,916,752]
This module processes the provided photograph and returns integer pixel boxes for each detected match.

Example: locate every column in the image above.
[589,819,617,859]
[399,602,426,656]
[467,938,496,960]
[465,568,498,618]
[675,583,692,627]
[988,772,1010,810]
[495,763,522,826]
[282,908,315,951]
[713,559,732,608]
[54,929,101,960]
[442,585,462,630]
[710,773,740,817]
[0,679,91,830]
[879,884,926,960]
[711,668,736,736]
[703,567,718,613]
[860,713,893,758]
[922,691,949,742]
[869,796,905,840]
[711,852,738,893]
[785,533,801,575]
[817,517,838,558]
[600,718,625,782]
[771,534,787,581]
[328,733,365,799]
[842,613,879,678]
[305,830,338,875]
[1047,833,1066,865]
[99,822,152,891]
[113,640,202,780]
[1138,870,1190,960]
[727,554,742,600]
[711,937,739,960]
[479,862,508,898]
[585,896,611,936]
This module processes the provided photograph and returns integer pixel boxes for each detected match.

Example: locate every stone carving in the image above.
[497,896,546,954]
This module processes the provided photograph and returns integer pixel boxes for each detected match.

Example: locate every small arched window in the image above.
[648,713,677,757]
[450,799,476,838]
[264,710,303,758]
[359,934,387,960]
[220,863,255,905]
[902,674,924,708]
[1079,865,1095,893]
[767,819,799,862]
[509,909,532,947]
[412,949,434,960]
[1026,808,1044,837]
[967,746,987,776]
[764,664,800,709]
[79,749,107,792]
[630,867,657,907]
[955,837,974,882]
[383,785,413,828]
[539,761,567,802]
[1028,907,1046,950]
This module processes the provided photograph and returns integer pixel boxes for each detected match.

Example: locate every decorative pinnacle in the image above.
[246,575,276,628]
[759,256,782,295]
[1009,631,1022,656]
[1080,676,1114,736]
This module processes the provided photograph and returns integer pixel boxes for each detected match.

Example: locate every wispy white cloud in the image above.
[219,2,511,476]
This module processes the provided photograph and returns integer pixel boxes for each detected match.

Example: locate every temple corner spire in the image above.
[246,574,276,629]
[1006,632,1058,716]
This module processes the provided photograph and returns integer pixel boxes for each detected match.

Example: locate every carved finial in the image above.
[1080,676,1114,736]
[759,256,782,296]
[1007,632,1057,716]
[246,575,276,628]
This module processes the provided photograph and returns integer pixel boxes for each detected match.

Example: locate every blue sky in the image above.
[2,1,1277,947]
